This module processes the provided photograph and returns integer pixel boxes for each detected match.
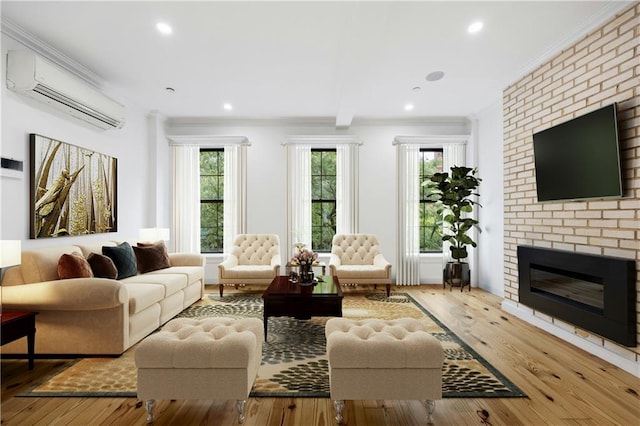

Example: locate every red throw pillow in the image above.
[58,252,94,279]
[133,241,171,274]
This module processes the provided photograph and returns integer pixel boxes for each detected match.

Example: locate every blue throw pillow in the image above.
[102,242,137,280]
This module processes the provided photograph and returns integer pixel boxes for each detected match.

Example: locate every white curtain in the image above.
[287,144,312,251]
[336,143,359,234]
[442,143,467,262]
[443,144,466,176]
[172,144,201,253]
[396,144,421,285]
[223,144,247,253]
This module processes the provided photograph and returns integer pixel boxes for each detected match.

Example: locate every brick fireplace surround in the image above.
[501,3,639,375]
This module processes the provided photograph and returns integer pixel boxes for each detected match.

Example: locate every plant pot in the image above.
[443,261,471,292]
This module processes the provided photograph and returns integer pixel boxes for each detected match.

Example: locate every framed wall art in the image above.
[30,134,117,239]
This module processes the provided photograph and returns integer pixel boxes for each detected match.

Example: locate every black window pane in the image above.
[322,154,336,175]
[311,176,322,199]
[322,177,336,199]
[311,150,337,252]
[200,149,224,253]
[419,149,443,252]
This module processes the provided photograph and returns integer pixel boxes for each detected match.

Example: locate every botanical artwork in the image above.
[30,134,117,239]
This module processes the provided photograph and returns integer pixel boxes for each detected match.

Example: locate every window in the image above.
[419,149,443,252]
[311,149,336,251]
[200,149,224,253]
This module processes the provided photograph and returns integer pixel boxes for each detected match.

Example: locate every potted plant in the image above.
[424,166,482,291]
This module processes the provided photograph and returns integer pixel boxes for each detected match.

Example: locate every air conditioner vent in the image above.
[6,50,126,130]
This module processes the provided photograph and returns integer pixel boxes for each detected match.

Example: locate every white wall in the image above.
[0,36,151,248]
[166,118,473,284]
[0,36,496,292]
[476,100,504,296]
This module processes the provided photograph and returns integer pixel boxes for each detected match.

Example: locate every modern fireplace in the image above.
[518,246,636,347]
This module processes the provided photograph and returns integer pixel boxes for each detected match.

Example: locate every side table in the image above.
[1,311,37,369]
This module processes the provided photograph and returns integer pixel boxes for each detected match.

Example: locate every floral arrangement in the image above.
[290,246,318,266]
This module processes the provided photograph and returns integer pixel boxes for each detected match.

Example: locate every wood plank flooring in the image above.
[2,284,638,425]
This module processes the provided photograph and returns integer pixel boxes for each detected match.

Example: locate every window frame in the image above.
[199,148,224,254]
[419,148,444,253]
[311,148,337,252]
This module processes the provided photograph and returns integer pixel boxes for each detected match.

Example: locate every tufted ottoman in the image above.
[135,317,263,424]
[326,318,444,424]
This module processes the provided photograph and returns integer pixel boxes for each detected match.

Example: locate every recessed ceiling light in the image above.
[156,22,173,35]
[165,87,175,93]
[404,104,414,111]
[467,21,483,34]
[223,103,233,111]
[426,71,445,82]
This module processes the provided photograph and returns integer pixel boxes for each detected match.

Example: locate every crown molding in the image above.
[1,17,104,89]
[281,135,362,145]
[392,135,469,146]
[167,135,250,147]
[166,116,337,128]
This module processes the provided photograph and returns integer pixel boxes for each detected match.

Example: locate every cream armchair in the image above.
[329,234,392,297]
[217,234,281,296]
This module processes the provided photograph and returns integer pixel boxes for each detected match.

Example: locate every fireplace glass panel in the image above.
[530,264,604,312]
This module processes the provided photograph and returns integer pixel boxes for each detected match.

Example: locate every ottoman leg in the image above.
[144,399,156,423]
[424,400,436,424]
[333,399,345,424]
[236,399,247,424]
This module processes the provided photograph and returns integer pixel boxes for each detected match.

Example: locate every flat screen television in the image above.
[532,103,623,202]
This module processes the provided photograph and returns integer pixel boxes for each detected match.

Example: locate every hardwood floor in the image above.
[2,284,638,425]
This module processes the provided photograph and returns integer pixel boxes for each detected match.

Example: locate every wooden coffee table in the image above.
[1,311,37,369]
[261,275,343,339]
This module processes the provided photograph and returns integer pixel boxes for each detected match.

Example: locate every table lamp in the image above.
[0,240,22,283]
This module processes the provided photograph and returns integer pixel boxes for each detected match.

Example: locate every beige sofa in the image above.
[0,241,205,356]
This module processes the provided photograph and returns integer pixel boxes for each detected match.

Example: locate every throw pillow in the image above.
[87,252,118,279]
[133,241,171,274]
[58,252,94,279]
[102,242,137,280]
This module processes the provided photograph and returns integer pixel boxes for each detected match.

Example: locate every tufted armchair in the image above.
[217,234,281,296]
[329,234,392,297]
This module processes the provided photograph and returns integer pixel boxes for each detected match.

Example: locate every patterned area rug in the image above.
[18,293,525,398]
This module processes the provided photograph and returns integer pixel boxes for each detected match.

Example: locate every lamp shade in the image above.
[0,240,22,268]
[139,228,170,243]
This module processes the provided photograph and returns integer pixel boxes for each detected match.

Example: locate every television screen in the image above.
[532,103,622,202]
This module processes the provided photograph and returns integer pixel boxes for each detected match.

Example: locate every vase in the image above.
[299,263,314,285]
[443,261,471,292]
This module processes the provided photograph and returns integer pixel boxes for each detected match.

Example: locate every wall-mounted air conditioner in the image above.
[6,50,126,130]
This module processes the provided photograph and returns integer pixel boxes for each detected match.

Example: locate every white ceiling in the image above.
[1,1,631,127]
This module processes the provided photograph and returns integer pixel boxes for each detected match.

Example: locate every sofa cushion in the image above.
[121,273,187,297]
[218,265,274,279]
[123,283,165,315]
[133,241,171,274]
[147,266,204,285]
[57,252,94,279]
[103,242,137,280]
[87,253,118,279]
[333,265,390,279]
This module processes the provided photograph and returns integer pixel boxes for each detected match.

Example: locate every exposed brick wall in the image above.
[503,3,639,360]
